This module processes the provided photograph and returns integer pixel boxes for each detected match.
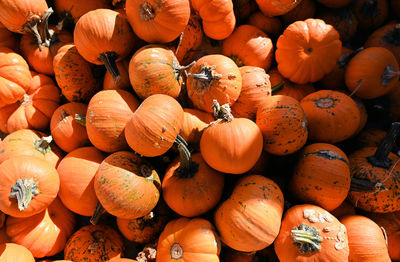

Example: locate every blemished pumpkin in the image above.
[0,243,35,262]
[6,197,76,258]
[318,7,358,43]
[221,25,274,71]
[256,0,301,16]
[275,204,349,261]
[54,0,111,23]
[281,0,316,25]
[290,143,351,211]
[352,0,389,30]
[0,22,18,50]
[0,155,60,218]
[248,11,282,35]
[64,224,124,262]
[345,47,399,99]
[157,217,221,262]
[186,54,242,113]
[276,18,342,84]
[256,95,308,156]
[215,174,284,252]
[300,90,360,143]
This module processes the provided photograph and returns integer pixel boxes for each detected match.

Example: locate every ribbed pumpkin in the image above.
[318,7,358,43]
[248,12,282,35]
[256,95,308,156]
[352,0,388,30]
[103,59,131,91]
[94,151,161,219]
[0,22,18,50]
[214,174,284,252]
[290,143,351,211]
[0,243,35,262]
[281,0,316,25]
[0,156,59,218]
[0,71,60,134]
[300,90,360,143]
[256,0,301,16]
[274,204,349,261]
[180,108,214,145]
[86,89,140,153]
[57,147,106,216]
[6,197,76,258]
[187,54,242,113]
[157,217,221,262]
[54,0,111,23]
[276,18,342,84]
[125,94,184,157]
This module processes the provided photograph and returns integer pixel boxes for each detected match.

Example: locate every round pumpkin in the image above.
[256,0,302,16]
[0,243,35,262]
[352,0,389,30]
[180,108,214,145]
[248,11,282,35]
[103,59,131,91]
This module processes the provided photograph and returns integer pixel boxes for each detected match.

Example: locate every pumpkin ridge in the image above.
[303,150,349,165]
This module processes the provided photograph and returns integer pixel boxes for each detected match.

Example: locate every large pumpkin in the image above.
[0,243,35,262]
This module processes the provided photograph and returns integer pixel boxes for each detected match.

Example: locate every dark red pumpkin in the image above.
[248,11,282,35]
[281,0,316,25]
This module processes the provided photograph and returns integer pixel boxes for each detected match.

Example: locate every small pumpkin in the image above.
[352,95,368,136]
[0,22,18,50]
[319,7,359,43]
[256,0,302,16]
[0,243,35,262]
[103,59,131,91]
[248,11,282,35]
[180,108,214,145]
[352,0,389,30]
[54,0,111,24]
[281,0,316,25]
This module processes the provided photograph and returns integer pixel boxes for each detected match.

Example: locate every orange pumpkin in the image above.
[233,0,258,22]
[389,231,400,261]
[352,95,368,136]
[281,0,316,25]
[0,243,35,262]
[180,108,214,145]
[330,200,356,219]
[103,59,131,91]
[356,128,387,149]
[276,18,342,84]
[54,0,111,23]
[256,0,302,16]
[352,0,389,30]
[0,22,18,50]
[248,11,282,35]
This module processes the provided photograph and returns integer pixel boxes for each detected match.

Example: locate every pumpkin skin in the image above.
[300,90,360,143]
[125,94,184,157]
[356,128,386,148]
[53,44,100,103]
[290,143,351,211]
[281,0,316,25]
[256,0,301,16]
[0,22,18,50]
[256,95,308,156]
[0,228,9,244]
[187,54,242,113]
[6,197,76,258]
[0,47,32,108]
[352,0,389,30]
[340,215,391,262]
[64,224,124,262]
[50,102,89,153]
[345,47,399,99]
[352,95,368,136]
[221,25,274,71]
[0,156,60,218]
[94,151,161,219]
[103,59,131,91]
[214,175,284,252]
[319,7,359,43]
[330,200,356,219]
[248,11,282,35]
[276,18,342,84]
[317,0,353,8]
[57,147,106,216]
[0,243,35,262]
[274,204,349,262]
[86,89,140,153]
[54,0,111,23]
[180,108,214,145]
[233,0,258,22]
[388,231,400,261]
[126,0,190,43]
[0,71,61,134]
[129,45,183,99]
[157,217,221,262]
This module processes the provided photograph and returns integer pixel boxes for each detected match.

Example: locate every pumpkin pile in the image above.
[0,0,400,261]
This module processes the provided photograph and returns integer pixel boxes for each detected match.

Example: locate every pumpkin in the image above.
[319,7,359,43]
[0,155,59,217]
[0,243,35,262]
[0,71,60,134]
[330,200,356,219]
[231,66,271,120]
[0,211,4,228]
[248,11,282,35]
[191,0,236,40]
[200,100,263,174]
[221,25,274,71]
[64,224,124,262]
[290,143,351,211]
[345,47,399,99]
[340,215,391,262]
[186,54,242,113]
[53,44,100,102]
[54,0,111,24]
[125,0,190,43]
[317,0,353,8]
[163,142,224,217]
[300,90,360,143]
[233,0,258,22]
[352,95,368,136]
[352,0,389,30]
[129,45,186,99]
[57,147,106,216]
[157,217,221,262]
[281,0,316,25]
[116,200,170,244]
[0,129,63,167]
[356,128,387,148]
[256,95,308,156]
[6,197,76,258]
[0,22,18,50]
[274,204,349,261]
[86,89,140,153]
[276,18,342,84]
[0,47,32,108]
[50,102,89,153]
[180,108,214,145]
[389,231,400,261]
[215,174,284,252]
[125,94,184,157]
[94,151,161,219]
[74,9,135,81]
[365,23,400,66]
[256,0,302,16]
[103,59,131,91]
[0,228,9,244]
[348,122,400,213]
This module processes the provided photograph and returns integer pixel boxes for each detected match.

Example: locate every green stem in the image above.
[74,114,86,127]
[212,99,233,122]
[271,81,284,94]
[290,224,322,253]
[90,202,106,225]
[34,135,53,154]
[9,178,39,211]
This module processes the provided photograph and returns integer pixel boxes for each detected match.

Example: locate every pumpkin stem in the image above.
[139,1,156,21]
[74,113,86,126]
[367,122,400,169]
[187,65,222,91]
[174,60,195,80]
[99,52,121,83]
[38,8,54,48]
[350,176,387,192]
[174,141,199,179]
[174,133,189,148]
[383,24,400,45]
[34,135,53,154]
[338,47,364,68]
[290,223,323,253]
[170,243,183,259]
[212,99,234,122]
[20,94,31,106]
[382,65,400,86]
[271,81,284,94]
[23,8,54,51]
[90,202,106,225]
[9,178,39,211]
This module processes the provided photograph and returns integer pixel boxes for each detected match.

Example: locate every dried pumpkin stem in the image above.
[74,113,86,126]
[175,142,199,178]
[382,65,400,86]
[187,65,222,90]
[212,99,233,122]
[350,177,387,192]
[271,81,284,94]
[34,135,53,154]
[139,1,155,21]
[174,60,195,80]
[90,202,106,225]
[23,8,54,50]
[99,52,121,83]
[291,224,323,253]
[9,178,39,211]
[170,243,183,259]
[38,8,54,48]
[338,47,364,68]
